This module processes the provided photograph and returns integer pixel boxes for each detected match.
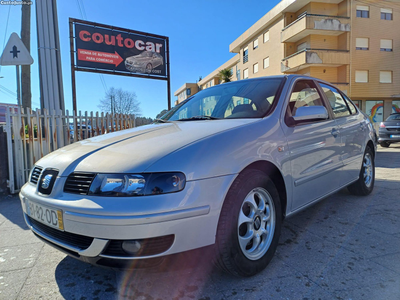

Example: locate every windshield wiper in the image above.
[154,118,171,123]
[178,116,220,121]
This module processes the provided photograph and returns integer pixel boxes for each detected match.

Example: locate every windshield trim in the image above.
[163,77,287,121]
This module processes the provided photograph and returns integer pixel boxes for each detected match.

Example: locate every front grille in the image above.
[386,128,400,132]
[103,235,175,257]
[30,166,43,184]
[64,172,96,195]
[28,216,94,249]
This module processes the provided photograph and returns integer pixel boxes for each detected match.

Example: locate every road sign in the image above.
[0,32,34,66]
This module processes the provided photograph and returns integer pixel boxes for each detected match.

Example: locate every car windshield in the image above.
[386,114,400,121]
[163,78,283,121]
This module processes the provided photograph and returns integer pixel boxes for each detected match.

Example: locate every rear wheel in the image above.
[348,146,375,196]
[214,169,282,277]
[380,141,390,148]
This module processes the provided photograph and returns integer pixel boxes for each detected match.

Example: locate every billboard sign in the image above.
[72,20,168,79]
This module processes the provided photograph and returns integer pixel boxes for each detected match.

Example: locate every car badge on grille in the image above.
[41,174,53,189]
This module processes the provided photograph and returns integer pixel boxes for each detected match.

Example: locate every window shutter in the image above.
[357,5,369,11]
[356,38,368,48]
[253,39,258,49]
[381,39,393,49]
[253,63,258,73]
[263,57,270,68]
[380,71,392,83]
[381,8,392,14]
[264,31,270,43]
[355,71,368,83]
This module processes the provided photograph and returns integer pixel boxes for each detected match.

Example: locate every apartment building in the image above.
[174,0,400,124]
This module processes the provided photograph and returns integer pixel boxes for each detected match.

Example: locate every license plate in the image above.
[26,200,64,231]
[390,135,400,138]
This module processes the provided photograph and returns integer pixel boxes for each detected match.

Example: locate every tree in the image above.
[156,109,168,119]
[98,87,141,115]
[219,68,233,83]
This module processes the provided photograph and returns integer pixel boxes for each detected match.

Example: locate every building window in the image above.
[356,5,369,18]
[380,39,393,51]
[356,38,369,50]
[237,69,241,80]
[380,71,392,83]
[253,39,258,50]
[392,101,400,113]
[263,57,270,69]
[243,46,248,63]
[186,88,191,96]
[297,42,308,52]
[366,100,383,123]
[253,63,258,74]
[243,68,248,79]
[381,8,393,20]
[355,70,368,83]
[263,31,269,43]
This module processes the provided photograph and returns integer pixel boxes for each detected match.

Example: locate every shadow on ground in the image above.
[0,194,29,230]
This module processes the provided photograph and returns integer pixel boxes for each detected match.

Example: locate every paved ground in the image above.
[1,146,399,300]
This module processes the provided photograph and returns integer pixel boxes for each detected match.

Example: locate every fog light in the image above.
[122,240,142,254]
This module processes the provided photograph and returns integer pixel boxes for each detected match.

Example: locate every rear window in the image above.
[386,114,400,121]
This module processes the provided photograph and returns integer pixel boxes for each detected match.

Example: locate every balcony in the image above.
[282,13,350,43]
[281,48,350,73]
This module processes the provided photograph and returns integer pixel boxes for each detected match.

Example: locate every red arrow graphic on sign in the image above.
[77,49,123,67]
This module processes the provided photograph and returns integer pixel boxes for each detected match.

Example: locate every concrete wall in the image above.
[350,0,400,102]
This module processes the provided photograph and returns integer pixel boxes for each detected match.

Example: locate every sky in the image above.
[0,0,281,118]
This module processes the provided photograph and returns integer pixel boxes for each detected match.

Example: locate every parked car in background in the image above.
[20,75,376,277]
[69,123,92,142]
[125,51,163,73]
[378,113,400,147]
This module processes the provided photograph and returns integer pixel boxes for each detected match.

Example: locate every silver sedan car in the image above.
[19,75,376,277]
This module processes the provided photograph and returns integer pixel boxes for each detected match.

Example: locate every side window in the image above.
[342,94,358,115]
[288,80,324,117]
[319,84,351,117]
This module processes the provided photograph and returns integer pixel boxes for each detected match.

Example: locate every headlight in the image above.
[88,173,186,197]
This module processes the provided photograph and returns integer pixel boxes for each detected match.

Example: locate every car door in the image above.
[282,79,343,212]
[318,83,365,184]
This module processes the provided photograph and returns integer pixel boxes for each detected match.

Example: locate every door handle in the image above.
[331,128,340,137]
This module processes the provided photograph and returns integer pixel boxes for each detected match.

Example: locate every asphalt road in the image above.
[1,145,399,300]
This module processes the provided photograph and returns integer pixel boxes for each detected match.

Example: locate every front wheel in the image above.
[214,169,282,277]
[145,63,152,73]
[348,146,375,196]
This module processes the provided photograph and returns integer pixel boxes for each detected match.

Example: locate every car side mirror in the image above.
[293,106,329,122]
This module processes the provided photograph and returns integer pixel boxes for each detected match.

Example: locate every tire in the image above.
[380,141,390,148]
[348,146,375,196]
[214,169,282,277]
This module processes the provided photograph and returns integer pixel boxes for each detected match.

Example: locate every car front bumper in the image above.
[19,174,236,266]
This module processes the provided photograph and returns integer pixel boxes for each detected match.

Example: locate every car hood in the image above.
[36,119,257,176]
[127,56,148,63]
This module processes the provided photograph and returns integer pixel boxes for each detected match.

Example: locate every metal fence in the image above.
[3,107,135,193]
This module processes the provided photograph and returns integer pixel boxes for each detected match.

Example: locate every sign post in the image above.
[69,18,171,112]
[0,32,34,106]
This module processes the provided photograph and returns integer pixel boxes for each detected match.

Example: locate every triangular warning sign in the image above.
[0,32,34,66]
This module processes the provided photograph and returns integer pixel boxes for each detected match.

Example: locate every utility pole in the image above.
[21,3,31,109]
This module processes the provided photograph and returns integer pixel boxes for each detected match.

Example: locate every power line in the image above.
[0,84,17,97]
[74,0,107,94]
[0,6,12,73]
[0,89,16,100]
